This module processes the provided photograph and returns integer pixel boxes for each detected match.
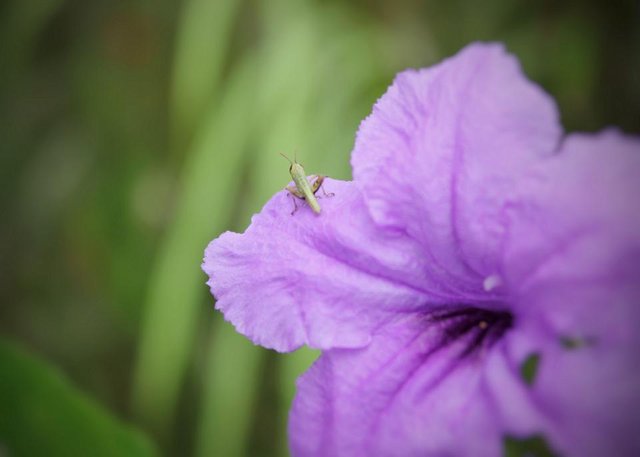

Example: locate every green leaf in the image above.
[503,434,560,457]
[520,353,541,386]
[0,339,156,457]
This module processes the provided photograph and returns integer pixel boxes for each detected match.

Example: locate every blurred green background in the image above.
[0,0,638,455]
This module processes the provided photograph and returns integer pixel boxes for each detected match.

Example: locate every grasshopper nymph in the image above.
[280,153,332,215]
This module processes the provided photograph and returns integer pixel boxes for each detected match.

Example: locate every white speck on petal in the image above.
[483,274,502,292]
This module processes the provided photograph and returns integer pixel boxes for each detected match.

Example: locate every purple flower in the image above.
[203,43,640,456]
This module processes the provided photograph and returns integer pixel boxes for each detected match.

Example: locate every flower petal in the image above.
[289,306,640,456]
[351,42,561,291]
[513,283,640,456]
[498,131,640,455]
[203,179,453,352]
[289,314,540,457]
[503,130,640,299]
[502,130,640,357]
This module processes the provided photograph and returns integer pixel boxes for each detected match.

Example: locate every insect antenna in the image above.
[279,152,293,164]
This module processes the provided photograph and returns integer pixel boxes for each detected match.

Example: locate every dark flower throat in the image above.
[429,307,513,358]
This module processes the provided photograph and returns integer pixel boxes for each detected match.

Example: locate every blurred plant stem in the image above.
[194,318,263,457]
[195,2,323,453]
[170,0,242,154]
[132,55,256,437]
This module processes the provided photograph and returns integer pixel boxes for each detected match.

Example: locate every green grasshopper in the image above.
[280,153,332,215]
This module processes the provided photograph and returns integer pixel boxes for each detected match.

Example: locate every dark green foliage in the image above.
[520,353,541,386]
[0,340,156,457]
[504,433,560,457]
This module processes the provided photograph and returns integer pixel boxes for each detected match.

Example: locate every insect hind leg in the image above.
[311,175,334,198]
[320,184,334,198]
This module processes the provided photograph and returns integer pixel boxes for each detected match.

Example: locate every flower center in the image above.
[429,306,513,358]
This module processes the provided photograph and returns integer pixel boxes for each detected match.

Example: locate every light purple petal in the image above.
[498,130,640,455]
[503,130,640,300]
[289,314,542,457]
[502,131,640,340]
[514,282,640,456]
[351,43,561,290]
[203,179,456,352]
[290,304,640,456]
